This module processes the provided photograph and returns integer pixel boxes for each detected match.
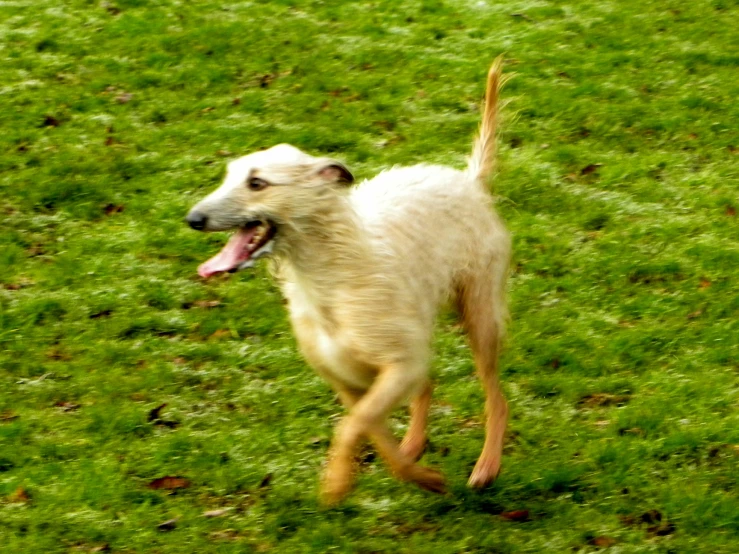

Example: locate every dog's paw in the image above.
[320,483,352,507]
[467,456,501,489]
[320,468,354,507]
[408,465,447,494]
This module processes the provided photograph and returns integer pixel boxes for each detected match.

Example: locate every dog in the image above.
[186,58,510,505]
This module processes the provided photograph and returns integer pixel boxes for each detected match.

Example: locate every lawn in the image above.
[1,0,738,552]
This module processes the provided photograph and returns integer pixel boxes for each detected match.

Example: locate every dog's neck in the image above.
[274,189,371,292]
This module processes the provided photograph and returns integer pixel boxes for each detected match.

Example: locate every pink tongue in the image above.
[198,227,258,278]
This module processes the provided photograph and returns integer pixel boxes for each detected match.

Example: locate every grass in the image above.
[1,0,738,552]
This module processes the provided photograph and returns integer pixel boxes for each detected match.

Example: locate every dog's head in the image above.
[186,144,353,278]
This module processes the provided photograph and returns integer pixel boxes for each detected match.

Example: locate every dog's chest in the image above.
[283,280,375,390]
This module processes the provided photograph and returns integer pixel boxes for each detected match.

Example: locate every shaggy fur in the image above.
[187,58,510,504]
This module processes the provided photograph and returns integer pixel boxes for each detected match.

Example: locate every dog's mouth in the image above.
[197,220,277,278]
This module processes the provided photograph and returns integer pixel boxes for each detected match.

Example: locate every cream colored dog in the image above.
[186,58,510,505]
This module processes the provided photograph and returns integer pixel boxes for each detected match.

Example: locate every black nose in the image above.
[186,211,208,231]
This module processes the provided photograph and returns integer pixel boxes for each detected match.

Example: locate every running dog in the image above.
[186,58,510,505]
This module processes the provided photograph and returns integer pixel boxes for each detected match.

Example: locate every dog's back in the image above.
[349,57,509,328]
[350,164,509,327]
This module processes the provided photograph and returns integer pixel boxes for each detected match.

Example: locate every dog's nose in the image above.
[186,211,208,231]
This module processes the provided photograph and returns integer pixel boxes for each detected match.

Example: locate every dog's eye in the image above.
[247,177,269,191]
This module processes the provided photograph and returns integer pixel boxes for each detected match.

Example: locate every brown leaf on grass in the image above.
[725,205,736,216]
[509,136,523,148]
[578,393,631,408]
[620,510,674,537]
[216,150,233,157]
[103,203,124,215]
[54,401,81,412]
[589,536,617,548]
[102,2,121,15]
[707,445,724,459]
[699,277,711,289]
[580,163,603,176]
[27,244,45,257]
[640,509,662,524]
[232,97,241,105]
[115,92,133,104]
[210,329,233,340]
[259,74,274,88]
[89,544,111,553]
[648,521,675,536]
[500,509,530,522]
[172,357,187,365]
[3,277,34,289]
[147,404,179,429]
[686,309,703,319]
[42,115,61,127]
[1,410,19,423]
[148,476,191,490]
[8,486,30,503]
[46,347,72,361]
[148,403,167,422]
[373,120,395,131]
[157,518,178,531]
[510,12,534,22]
[258,473,273,489]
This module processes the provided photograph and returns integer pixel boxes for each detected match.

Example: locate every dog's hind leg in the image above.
[369,420,445,494]
[322,371,445,505]
[399,381,432,461]
[457,268,509,488]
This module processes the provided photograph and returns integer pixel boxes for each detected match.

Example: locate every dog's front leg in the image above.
[321,368,444,506]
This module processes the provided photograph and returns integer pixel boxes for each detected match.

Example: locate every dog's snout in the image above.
[186,210,208,231]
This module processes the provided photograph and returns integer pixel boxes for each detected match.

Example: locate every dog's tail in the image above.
[468,56,505,190]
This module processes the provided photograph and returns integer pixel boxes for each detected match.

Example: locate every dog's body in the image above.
[187,59,510,504]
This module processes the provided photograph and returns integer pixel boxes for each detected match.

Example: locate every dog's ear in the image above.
[316,160,354,186]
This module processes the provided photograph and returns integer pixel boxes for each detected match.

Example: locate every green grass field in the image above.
[1,1,738,552]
